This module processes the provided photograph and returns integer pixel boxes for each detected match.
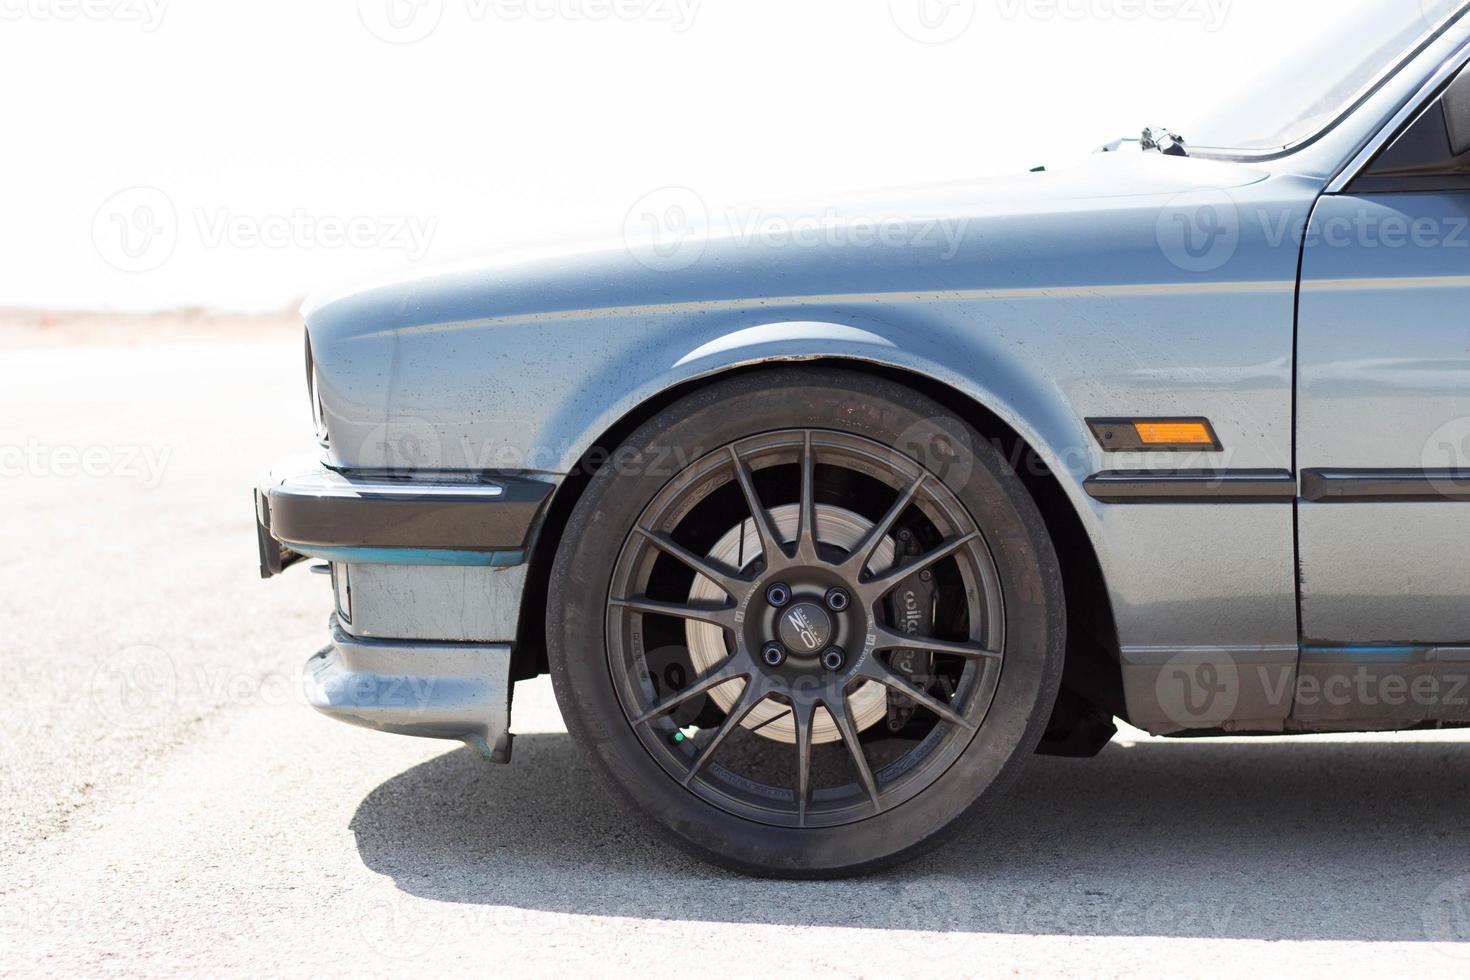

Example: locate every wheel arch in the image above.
[514,357,1124,734]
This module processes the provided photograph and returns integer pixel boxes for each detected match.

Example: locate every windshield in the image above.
[1183,0,1469,151]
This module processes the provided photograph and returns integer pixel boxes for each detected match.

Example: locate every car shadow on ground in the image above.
[351,731,1470,941]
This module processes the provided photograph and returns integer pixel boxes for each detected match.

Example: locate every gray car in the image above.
[256,1,1470,876]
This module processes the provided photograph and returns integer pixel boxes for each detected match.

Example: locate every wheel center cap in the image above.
[778,601,833,655]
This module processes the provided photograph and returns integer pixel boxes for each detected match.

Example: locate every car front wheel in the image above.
[547,368,1064,877]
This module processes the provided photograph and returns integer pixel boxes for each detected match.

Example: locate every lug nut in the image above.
[821,647,847,672]
[766,583,791,607]
[762,642,788,667]
[824,587,850,612]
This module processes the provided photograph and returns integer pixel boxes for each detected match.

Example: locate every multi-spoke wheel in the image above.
[548,369,1064,877]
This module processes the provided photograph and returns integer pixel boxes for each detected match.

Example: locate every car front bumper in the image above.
[306,622,514,762]
[254,455,553,577]
[257,456,555,762]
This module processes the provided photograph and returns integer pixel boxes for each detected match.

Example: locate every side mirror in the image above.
[1352,62,1470,192]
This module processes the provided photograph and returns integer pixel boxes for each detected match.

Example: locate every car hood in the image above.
[304,151,1274,341]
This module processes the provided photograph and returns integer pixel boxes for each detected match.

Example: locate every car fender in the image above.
[544,315,1094,502]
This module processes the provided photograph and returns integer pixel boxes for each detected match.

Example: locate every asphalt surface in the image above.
[5,324,1470,977]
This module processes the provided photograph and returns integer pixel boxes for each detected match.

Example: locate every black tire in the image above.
[546,367,1064,877]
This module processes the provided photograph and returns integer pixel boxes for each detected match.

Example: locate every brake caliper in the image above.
[883,528,938,733]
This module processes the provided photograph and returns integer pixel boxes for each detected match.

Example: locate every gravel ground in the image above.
[4,320,1470,977]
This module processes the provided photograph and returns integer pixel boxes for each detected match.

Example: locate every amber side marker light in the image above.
[1135,421,1215,445]
[1087,418,1224,453]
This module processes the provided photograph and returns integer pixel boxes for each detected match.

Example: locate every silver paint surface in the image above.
[1298,193,1470,642]
[337,563,527,643]
[291,18,1470,731]
[306,155,1313,683]
[305,623,514,762]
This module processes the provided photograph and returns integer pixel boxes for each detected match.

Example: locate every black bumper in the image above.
[255,458,553,578]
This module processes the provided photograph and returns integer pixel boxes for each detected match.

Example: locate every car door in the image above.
[1295,59,1470,722]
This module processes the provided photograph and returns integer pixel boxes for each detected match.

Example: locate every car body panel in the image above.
[276,12,1470,739]
[305,154,1300,482]
[1298,192,1470,643]
[303,155,1317,735]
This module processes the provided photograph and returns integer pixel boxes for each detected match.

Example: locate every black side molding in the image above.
[1301,469,1470,503]
[1084,469,1296,504]
[1087,468,1470,504]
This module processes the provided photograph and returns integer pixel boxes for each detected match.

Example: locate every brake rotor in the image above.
[686,504,897,744]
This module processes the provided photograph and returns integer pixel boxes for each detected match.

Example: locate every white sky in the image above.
[1,0,1386,312]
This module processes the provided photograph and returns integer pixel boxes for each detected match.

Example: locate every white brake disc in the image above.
[686,504,897,744]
